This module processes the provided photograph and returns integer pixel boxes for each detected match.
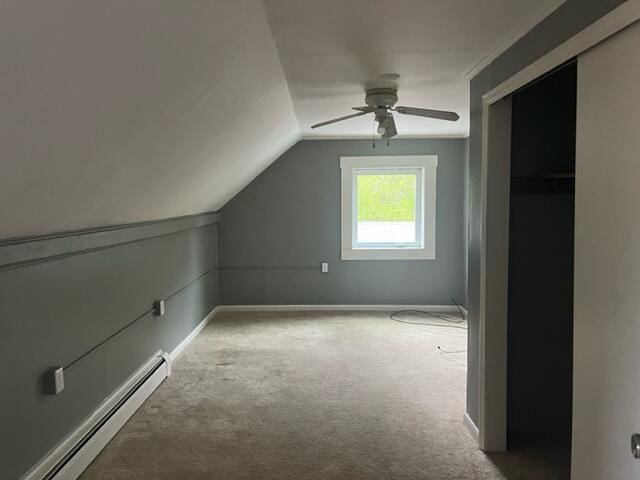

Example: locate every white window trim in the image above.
[340,155,437,260]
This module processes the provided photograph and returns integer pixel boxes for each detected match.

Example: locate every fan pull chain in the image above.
[372,119,376,149]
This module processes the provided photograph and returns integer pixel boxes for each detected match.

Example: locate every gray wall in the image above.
[463,137,470,307]
[0,214,220,479]
[466,0,627,424]
[219,139,467,306]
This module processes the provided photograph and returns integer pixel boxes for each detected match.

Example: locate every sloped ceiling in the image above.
[1,0,564,238]
[0,0,299,238]
[263,0,564,138]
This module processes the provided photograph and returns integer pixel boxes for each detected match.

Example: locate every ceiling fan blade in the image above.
[311,111,370,129]
[352,106,379,113]
[384,114,398,139]
[395,106,460,122]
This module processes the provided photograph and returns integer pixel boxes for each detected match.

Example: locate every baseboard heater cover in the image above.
[23,351,170,480]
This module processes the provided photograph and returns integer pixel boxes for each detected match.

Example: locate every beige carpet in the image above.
[80,311,555,479]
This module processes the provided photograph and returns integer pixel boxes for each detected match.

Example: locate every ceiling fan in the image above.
[310,75,459,139]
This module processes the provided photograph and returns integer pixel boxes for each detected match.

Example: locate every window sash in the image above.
[351,168,424,249]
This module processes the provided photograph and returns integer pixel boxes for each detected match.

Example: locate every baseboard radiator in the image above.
[23,351,170,480]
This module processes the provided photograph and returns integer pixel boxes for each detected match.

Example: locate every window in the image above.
[340,156,437,260]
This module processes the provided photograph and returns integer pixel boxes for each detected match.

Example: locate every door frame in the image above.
[477,0,640,451]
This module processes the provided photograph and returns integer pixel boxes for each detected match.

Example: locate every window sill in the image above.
[341,247,435,260]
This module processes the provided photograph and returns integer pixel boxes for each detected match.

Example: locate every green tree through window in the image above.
[356,174,416,222]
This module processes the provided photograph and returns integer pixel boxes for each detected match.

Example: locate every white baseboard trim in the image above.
[26,305,223,480]
[22,351,167,480]
[217,304,468,315]
[54,363,168,480]
[168,305,222,362]
[464,412,480,444]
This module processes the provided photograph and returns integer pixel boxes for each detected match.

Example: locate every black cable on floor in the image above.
[437,345,467,354]
[390,298,468,330]
[390,298,468,353]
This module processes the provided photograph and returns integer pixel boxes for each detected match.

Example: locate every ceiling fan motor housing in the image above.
[365,88,398,108]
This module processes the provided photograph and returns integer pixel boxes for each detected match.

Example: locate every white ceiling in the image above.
[0,0,563,238]
[264,0,564,138]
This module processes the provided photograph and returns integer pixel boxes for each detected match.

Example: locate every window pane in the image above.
[356,173,416,244]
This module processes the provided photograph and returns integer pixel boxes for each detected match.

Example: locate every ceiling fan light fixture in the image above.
[310,79,459,136]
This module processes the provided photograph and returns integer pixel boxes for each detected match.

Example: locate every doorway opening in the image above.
[506,61,576,475]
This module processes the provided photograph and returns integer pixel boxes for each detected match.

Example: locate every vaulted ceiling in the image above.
[0,0,298,238]
[0,0,563,238]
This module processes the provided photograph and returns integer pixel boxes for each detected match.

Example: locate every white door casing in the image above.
[477,0,640,453]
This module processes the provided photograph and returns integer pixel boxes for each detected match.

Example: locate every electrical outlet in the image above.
[153,300,165,316]
[45,367,64,395]
[321,262,329,273]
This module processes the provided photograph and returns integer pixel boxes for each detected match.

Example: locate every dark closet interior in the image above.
[507,61,576,472]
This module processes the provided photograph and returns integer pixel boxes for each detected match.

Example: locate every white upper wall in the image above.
[0,0,299,238]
